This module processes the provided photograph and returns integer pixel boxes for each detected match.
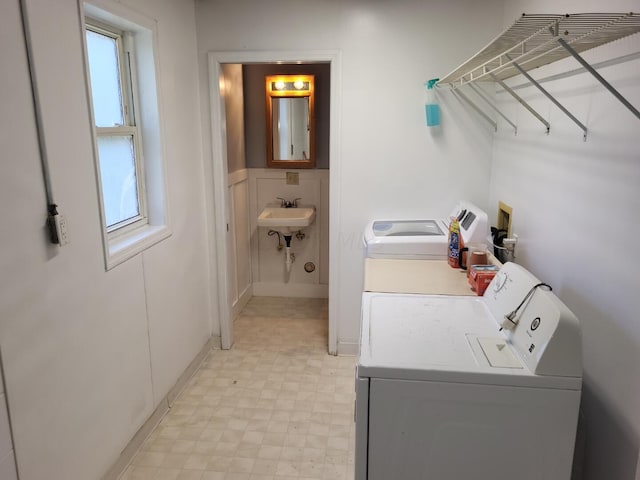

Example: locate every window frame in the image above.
[85,20,148,236]
[82,0,171,270]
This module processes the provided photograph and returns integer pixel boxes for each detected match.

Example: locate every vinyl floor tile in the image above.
[121,297,355,480]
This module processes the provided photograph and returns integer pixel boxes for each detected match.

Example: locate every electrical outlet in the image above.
[56,214,70,245]
[498,201,513,237]
[286,171,299,185]
[48,209,70,246]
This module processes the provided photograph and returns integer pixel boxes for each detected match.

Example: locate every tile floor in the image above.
[120,297,356,480]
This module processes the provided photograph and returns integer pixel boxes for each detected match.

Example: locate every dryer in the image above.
[363,200,488,259]
[355,262,582,480]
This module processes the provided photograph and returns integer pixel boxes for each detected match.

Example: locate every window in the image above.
[86,22,145,232]
[83,2,169,269]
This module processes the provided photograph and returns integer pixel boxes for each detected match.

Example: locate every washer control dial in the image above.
[493,271,509,293]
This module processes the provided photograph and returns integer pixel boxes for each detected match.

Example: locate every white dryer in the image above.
[355,262,582,480]
[362,201,488,260]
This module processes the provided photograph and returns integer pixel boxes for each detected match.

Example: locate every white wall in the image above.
[195,0,504,351]
[0,0,211,478]
[492,2,640,479]
[223,64,247,174]
[0,366,17,480]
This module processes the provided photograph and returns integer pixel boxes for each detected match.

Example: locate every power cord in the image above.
[500,282,552,331]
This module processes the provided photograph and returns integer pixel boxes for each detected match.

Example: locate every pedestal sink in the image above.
[257,205,316,235]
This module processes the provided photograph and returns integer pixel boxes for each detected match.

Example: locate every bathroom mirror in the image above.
[265,74,315,168]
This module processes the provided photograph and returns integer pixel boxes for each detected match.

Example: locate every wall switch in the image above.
[286,172,299,185]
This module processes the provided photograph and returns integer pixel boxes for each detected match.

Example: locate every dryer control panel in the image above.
[449,201,488,246]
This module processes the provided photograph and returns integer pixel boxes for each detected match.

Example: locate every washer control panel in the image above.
[492,270,510,293]
[483,263,582,377]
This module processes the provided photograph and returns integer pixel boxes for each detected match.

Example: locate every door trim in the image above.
[207,50,342,353]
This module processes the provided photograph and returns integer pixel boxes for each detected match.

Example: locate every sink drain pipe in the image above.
[284,235,293,273]
[267,230,298,279]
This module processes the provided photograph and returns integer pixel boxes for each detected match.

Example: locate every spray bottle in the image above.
[425,78,440,127]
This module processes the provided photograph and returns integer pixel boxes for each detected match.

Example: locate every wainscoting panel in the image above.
[228,169,252,318]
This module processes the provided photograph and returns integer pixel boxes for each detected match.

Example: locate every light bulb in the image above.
[294,79,305,90]
[275,80,285,90]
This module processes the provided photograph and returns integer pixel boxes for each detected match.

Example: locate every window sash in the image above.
[86,23,130,127]
[86,20,147,236]
[96,127,147,234]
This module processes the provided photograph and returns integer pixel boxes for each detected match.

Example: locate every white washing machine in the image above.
[355,262,582,480]
[363,201,488,259]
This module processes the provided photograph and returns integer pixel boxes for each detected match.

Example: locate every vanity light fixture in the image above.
[267,75,312,95]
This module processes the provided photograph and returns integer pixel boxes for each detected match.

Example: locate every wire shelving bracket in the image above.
[439,12,640,139]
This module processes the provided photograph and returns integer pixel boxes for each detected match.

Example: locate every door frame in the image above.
[207,50,342,354]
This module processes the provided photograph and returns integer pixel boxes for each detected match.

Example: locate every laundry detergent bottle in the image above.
[425,78,440,127]
[447,217,464,268]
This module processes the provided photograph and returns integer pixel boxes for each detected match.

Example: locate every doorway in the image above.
[207,50,342,354]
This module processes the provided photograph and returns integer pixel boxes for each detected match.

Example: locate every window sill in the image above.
[106,223,171,270]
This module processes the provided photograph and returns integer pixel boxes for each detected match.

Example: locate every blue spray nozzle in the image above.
[426,78,439,90]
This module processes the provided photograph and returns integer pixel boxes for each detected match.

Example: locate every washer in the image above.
[355,262,582,480]
[363,201,488,259]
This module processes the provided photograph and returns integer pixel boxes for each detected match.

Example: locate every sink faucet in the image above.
[276,197,301,208]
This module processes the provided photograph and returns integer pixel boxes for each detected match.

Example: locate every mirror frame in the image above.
[265,74,315,168]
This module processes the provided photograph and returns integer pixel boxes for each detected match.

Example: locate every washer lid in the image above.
[358,292,581,390]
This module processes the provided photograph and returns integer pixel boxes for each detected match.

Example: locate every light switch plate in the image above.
[286,172,299,185]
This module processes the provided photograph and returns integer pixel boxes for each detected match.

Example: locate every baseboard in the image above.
[337,340,359,356]
[167,336,219,406]
[102,336,218,480]
[102,396,168,480]
[252,282,328,298]
[231,284,253,320]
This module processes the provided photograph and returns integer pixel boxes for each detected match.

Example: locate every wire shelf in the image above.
[440,12,640,87]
